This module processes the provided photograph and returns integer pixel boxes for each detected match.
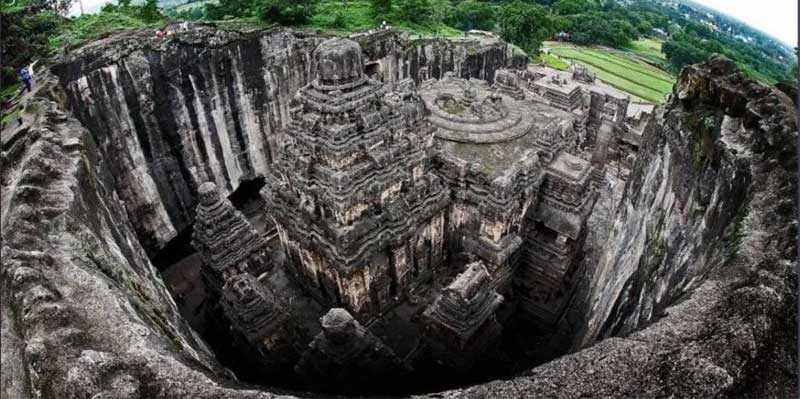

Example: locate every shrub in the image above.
[497,0,549,55]
[369,0,392,17]
[259,0,319,24]
[450,0,494,31]
[395,0,432,24]
[139,0,164,22]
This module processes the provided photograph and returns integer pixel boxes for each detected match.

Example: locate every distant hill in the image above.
[674,0,794,61]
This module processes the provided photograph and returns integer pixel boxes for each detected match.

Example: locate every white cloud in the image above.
[690,0,797,46]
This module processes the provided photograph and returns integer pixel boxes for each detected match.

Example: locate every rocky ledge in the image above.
[1,27,796,399]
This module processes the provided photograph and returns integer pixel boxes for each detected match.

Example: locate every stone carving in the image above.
[6,25,794,398]
[221,273,288,345]
[262,38,450,316]
[421,76,536,143]
[492,69,525,100]
[295,308,409,386]
[423,261,504,369]
[191,182,270,289]
[191,34,600,383]
[572,64,595,84]
[220,273,296,370]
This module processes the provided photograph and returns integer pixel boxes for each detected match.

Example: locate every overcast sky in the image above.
[691,0,797,46]
[69,0,798,46]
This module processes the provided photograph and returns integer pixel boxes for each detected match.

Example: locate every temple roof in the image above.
[423,261,503,342]
[191,182,267,275]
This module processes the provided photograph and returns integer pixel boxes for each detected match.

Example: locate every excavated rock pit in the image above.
[1,25,797,399]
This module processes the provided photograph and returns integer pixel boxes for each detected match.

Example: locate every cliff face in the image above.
[419,56,798,399]
[52,27,522,255]
[2,27,795,399]
[579,56,797,345]
[353,30,525,84]
[1,85,271,399]
[53,28,322,255]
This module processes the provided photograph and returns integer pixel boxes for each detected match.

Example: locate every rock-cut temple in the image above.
[189,36,632,381]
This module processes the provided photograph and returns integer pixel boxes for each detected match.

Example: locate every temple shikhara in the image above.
[189,36,641,385]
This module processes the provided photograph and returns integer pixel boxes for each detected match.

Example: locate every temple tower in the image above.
[294,308,409,387]
[191,182,270,291]
[220,273,296,371]
[262,38,450,316]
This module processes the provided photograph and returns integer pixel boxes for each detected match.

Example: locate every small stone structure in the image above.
[492,69,525,100]
[220,273,295,368]
[423,261,504,369]
[572,64,595,84]
[295,308,409,386]
[191,182,271,291]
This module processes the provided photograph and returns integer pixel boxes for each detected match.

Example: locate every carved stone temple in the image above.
[188,36,624,384]
[423,261,504,370]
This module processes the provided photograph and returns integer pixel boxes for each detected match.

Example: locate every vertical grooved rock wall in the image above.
[55,30,321,255]
[1,91,281,399]
[54,28,521,255]
[577,57,797,346]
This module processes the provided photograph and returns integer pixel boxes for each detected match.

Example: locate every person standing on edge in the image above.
[19,66,33,94]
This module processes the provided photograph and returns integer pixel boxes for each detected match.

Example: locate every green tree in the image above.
[259,0,318,24]
[567,13,634,47]
[139,0,163,22]
[206,0,252,19]
[429,0,452,32]
[553,0,592,16]
[369,0,392,17]
[497,0,550,55]
[450,0,494,31]
[662,38,708,71]
[0,9,62,90]
[396,0,432,24]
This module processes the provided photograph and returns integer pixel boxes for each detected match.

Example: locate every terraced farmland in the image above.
[548,46,675,103]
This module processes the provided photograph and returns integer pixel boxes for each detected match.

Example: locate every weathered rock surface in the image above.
[0,77,288,399]
[51,26,521,256]
[2,25,796,399]
[427,55,797,399]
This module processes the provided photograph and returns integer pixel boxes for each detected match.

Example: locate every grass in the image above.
[1,84,19,102]
[49,11,159,51]
[541,53,569,71]
[306,0,375,32]
[305,0,461,37]
[625,38,666,62]
[548,46,675,103]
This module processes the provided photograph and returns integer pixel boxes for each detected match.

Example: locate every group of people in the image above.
[155,21,190,39]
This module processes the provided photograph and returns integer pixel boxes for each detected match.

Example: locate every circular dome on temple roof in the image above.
[198,182,220,206]
[313,38,365,88]
[321,307,354,330]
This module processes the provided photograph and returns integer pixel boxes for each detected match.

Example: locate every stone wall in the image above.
[1,81,275,399]
[53,26,521,255]
[3,34,795,398]
[354,30,525,84]
[577,56,797,346]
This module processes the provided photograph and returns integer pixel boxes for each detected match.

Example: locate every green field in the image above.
[541,53,570,71]
[547,45,675,103]
[625,38,666,62]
